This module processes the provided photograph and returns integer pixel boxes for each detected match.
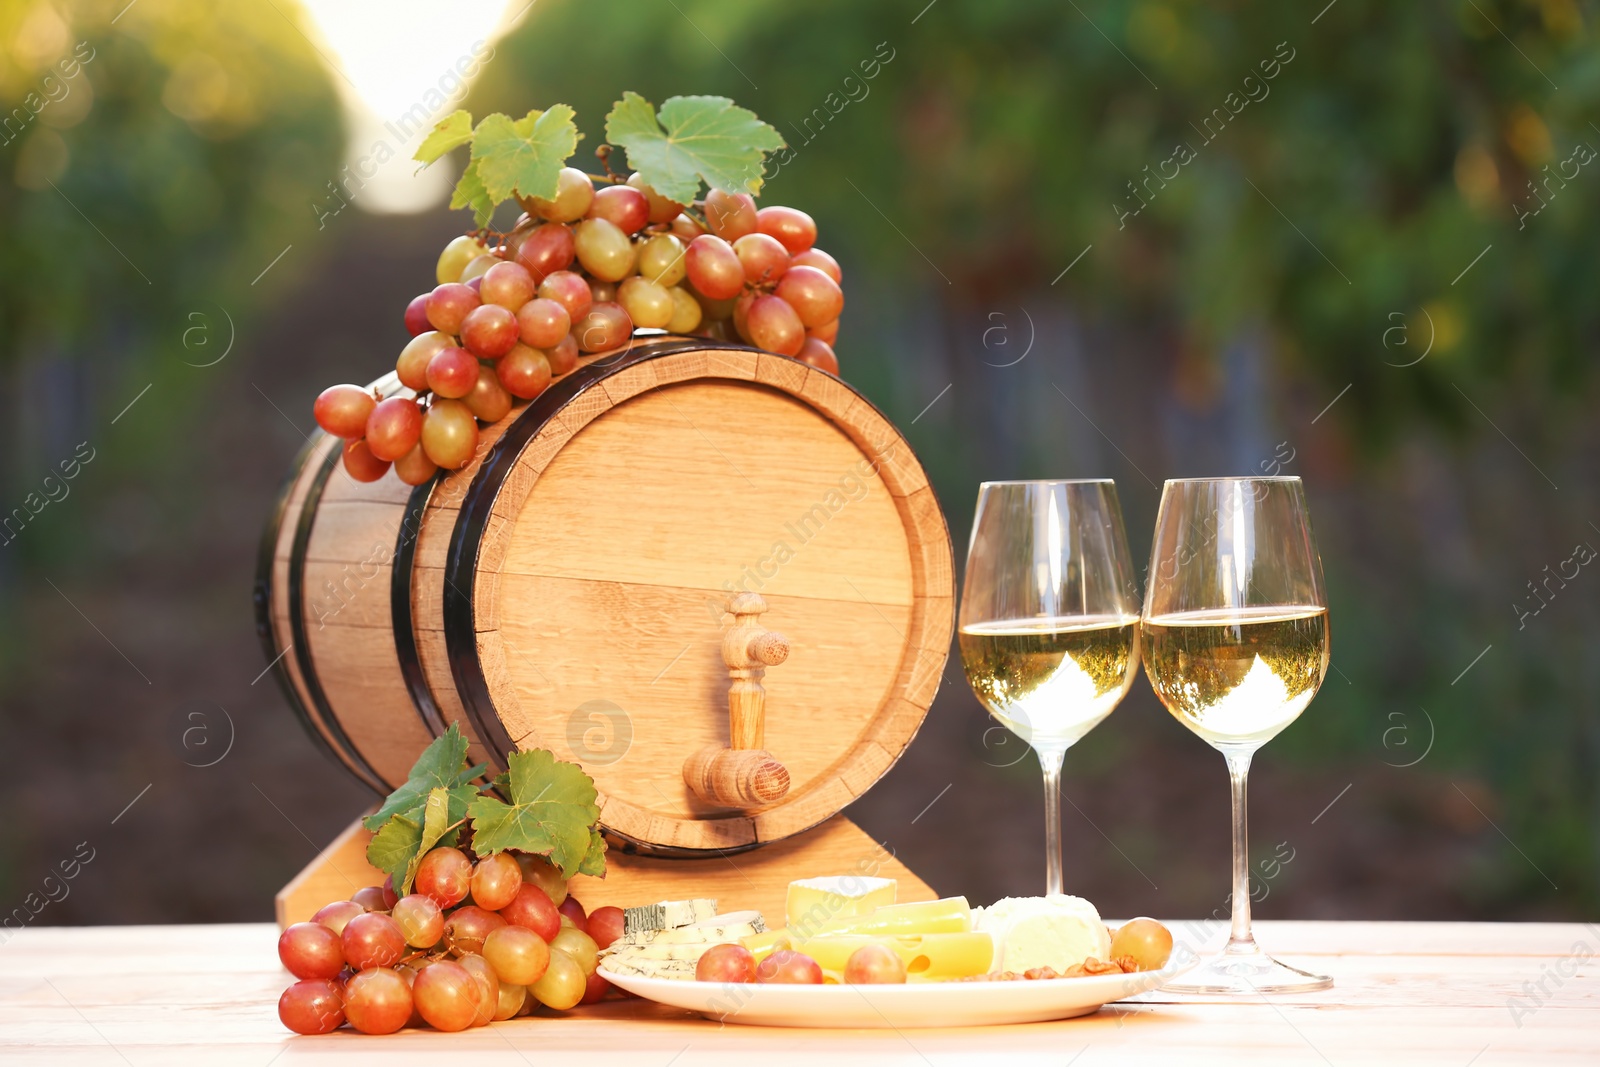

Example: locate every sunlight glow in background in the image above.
[297,0,526,214]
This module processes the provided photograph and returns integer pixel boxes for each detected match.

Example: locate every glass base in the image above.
[1160,948,1332,995]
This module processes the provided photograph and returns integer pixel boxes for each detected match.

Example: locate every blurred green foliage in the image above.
[471,0,1598,440]
[0,0,342,486]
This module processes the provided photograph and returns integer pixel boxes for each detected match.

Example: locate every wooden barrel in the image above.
[255,337,953,855]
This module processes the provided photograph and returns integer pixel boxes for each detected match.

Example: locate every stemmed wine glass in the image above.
[958,480,1141,896]
[1142,476,1333,993]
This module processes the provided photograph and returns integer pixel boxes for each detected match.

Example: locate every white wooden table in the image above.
[2,921,1595,1064]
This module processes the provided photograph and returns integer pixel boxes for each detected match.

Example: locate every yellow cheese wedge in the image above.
[803,933,995,981]
[745,897,972,959]
[785,876,898,929]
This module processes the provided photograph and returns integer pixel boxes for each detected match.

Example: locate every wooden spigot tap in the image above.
[682,593,792,807]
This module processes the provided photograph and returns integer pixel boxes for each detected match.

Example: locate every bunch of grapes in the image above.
[276,846,627,1035]
[312,168,845,484]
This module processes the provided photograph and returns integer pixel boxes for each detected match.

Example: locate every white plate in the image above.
[598,958,1195,1028]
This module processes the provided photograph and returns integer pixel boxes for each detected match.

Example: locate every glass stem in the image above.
[1040,748,1066,897]
[1224,749,1258,955]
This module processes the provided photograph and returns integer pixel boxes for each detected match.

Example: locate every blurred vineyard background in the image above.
[2,0,1596,926]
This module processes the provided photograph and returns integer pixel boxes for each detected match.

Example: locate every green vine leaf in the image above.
[605,92,785,203]
[366,811,422,890]
[449,162,494,228]
[466,749,600,877]
[471,106,581,205]
[362,723,484,832]
[577,828,607,878]
[415,110,474,165]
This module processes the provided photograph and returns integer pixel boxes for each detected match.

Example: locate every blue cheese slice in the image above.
[622,898,718,936]
[601,956,699,979]
[606,910,765,953]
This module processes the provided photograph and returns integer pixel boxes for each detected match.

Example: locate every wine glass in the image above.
[958,480,1141,896]
[1142,476,1333,993]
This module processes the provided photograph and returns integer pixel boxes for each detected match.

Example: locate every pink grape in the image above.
[696,943,756,984]
[746,294,804,356]
[756,206,817,253]
[545,333,579,375]
[537,271,592,323]
[516,298,571,349]
[685,235,744,300]
[460,304,519,359]
[278,921,345,980]
[517,223,576,282]
[391,894,444,948]
[774,265,843,326]
[796,337,839,375]
[345,967,412,1034]
[393,442,438,487]
[482,925,550,986]
[479,261,535,310]
[364,397,422,462]
[573,302,633,352]
[404,294,431,336]
[341,439,390,483]
[425,283,480,335]
[342,912,405,971]
[704,188,757,240]
[420,402,479,470]
[627,172,685,224]
[413,960,478,1032]
[790,247,842,283]
[587,906,625,951]
[443,905,506,957]
[733,233,791,285]
[425,346,479,399]
[464,364,513,423]
[587,184,649,234]
[312,899,365,935]
[525,166,594,223]
[278,978,344,1035]
[497,344,553,400]
[470,852,524,911]
[501,883,561,942]
[314,385,376,439]
[396,331,451,392]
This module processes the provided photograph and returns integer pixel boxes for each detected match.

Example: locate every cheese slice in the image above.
[785,876,898,929]
[601,956,699,979]
[746,897,972,958]
[803,933,994,981]
[622,898,718,936]
[972,895,1110,973]
[604,911,765,955]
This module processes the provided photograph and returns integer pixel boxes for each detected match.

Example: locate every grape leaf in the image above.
[471,106,580,204]
[362,723,483,831]
[366,811,422,889]
[605,92,785,203]
[415,110,474,165]
[466,749,600,877]
[577,828,607,878]
[450,161,494,228]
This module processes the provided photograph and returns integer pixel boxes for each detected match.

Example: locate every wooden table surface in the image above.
[2,920,1595,1065]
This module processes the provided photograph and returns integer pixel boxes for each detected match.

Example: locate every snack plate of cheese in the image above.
[598,878,1193,1028]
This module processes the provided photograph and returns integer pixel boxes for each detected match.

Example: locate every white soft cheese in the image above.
[972,894,1111,973]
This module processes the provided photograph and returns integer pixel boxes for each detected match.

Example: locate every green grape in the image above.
[531,949,585,1010]
[637,234,687,286]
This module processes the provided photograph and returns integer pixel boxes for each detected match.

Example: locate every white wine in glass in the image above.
[958,480,1141,896]
[1143,476,1332,994]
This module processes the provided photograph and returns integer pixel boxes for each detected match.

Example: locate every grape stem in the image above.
[594,144,622,181]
